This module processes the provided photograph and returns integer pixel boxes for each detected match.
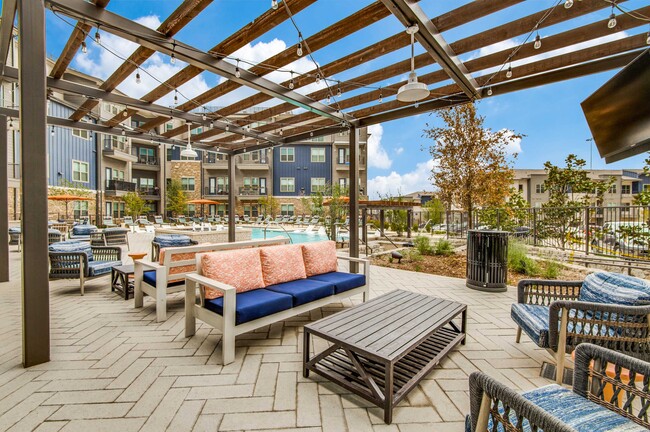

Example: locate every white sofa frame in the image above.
[134,237,289,322]
[185,254,370,365]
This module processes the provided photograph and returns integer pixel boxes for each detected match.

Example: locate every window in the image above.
[72,129,90,140]
[166,148,174,161]
[311,148,326,163]
[166,122,174,131]
[138,147,156,164]
[339,178,348,189]
[191,127,203,135]
[217,177,229,193]
[73,201,89,219]
[338,148,349,164]
[608,184,617,194]
[181,177,195,191]
[280,177,295,193]
[644,184,650,192]
[139,178,154,188]
[311,136,325,142]
[518,184,524,192]
[622,184,631,194]
[281,204,295,216]
[72,160,89,183]
[535,184,545,194]
[311,177,326,193]
[187,204,196,216]
[280,148,295,162]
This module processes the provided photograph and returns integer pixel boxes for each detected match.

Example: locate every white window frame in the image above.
[280,177,295,193]
[311,177,326,193]
[181,177,195,191]
[72,128,91,140]
[311,147,326,163]
[72,160,89,183]
[280,148,295,162]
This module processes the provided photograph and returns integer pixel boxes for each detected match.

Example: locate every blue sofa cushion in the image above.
[153,234,193,248]
[142,270,185,288]
[87,260,121,277]
[204,289,293,325]
[266,279,335,306]
[72,225,98,236]
[580,272,650,306]
[49,240,93,261]
[309,272,366,294]
[465,384,647,432]
[511,303,550,348]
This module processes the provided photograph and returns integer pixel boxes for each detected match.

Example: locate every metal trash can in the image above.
[466,230,508,292]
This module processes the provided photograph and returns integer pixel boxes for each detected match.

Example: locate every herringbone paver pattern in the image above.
[0,233,553,431]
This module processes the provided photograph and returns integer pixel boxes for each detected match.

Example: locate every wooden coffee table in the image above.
[303,289,467,424]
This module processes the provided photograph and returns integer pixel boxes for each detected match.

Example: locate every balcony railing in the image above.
[204,187,229,196]
[106,179,136,192]
[103,138,130,153]
[139,187,160,196]
[135,155,158,165]
[239,186,266,195]
[204,155,227,164]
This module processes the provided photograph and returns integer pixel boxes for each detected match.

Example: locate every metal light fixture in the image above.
[396,25,429,103]
[181,122,198,158]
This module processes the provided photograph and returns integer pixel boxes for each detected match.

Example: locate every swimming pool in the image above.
[250,227,331,244]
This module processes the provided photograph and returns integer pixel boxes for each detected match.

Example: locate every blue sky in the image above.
[43,0,650,197]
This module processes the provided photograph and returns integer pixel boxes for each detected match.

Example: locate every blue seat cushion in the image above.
[104,227,129,234]
[87,260,121,277]
[204,289,293,325]
[266,279,334,306]
[309,272,366,294]
[72,225,98,236]
[580,272,650,306]
[49,240,93,261]
[511,303,550,348]
[142,270,185,288]
[153,234,193,248]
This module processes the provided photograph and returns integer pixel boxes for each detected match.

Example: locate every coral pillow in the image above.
[302,241,338,276]
[158,248,197,284]
[201,248,265,299]
[259,244,307,286]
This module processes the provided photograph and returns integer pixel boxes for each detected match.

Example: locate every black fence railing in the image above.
[106,179,136,192]
[135,155,158,165]
[204,187,228,196]
[445,205,650,260]
[138,187,160,196]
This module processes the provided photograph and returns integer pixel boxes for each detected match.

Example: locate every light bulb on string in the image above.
[210,120,214,129]
[271,0,278,10]
[337,85,342,97]
[607,7,617,29]
[135,71,141,84]
[506,65,513,79]
[225,124,230,132]
[289,72,294,90]
[414,102,419,108]
[235,60,241,78]
[170,42,176,64]
[534,33,542,50]
[315,73,321,84]
[121,129,126,136]
[310,131,314,137]
[646,28,650,45]
[202,112,207,121]
[50,125,55,137]
[326,94,331,104]
[379,89,383,103]
[296,42,303,57]
[94,26,101,44]
[174,89,178,105]
[81,41,87,54]
[122,109,128,117]
[487,87,493,96]
[279,129,283,136]
[564,0,573,8]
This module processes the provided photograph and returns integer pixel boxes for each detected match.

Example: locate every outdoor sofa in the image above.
[185,240,369,364]
[466,343,649,431]
[511,271,650,383]
[48,240,122,295]
[135,238,289,322]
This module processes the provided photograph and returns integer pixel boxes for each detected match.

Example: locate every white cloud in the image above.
[395,146,404,156]
[367,124,392,169]
[498,129,522,155]
[367,159,435,198]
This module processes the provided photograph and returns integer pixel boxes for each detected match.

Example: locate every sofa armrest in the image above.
[135,259,164,271]
[337,255,370,278]
[185,273,236,307]
[517,279,582,305]
[548,301,650,352]
[49,251,87,276]
[91,246,122,262]
[468,372,574,432]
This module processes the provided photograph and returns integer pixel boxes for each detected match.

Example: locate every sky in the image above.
[42,0,650,198]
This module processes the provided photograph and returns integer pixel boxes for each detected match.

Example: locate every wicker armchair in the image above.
[512,274,650,384]
[466,343,650,432]
[49,241,122,295]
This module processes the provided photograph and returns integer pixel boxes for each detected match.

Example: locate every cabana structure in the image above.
[1,0,648,366]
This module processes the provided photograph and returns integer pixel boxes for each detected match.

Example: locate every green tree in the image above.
[258,195,279,217]
[311,182,349,240]
[422,198,445,227]
[166,179,188,217]
[123,192,147,218]
[424,103,521,227]
[633,154,650,206]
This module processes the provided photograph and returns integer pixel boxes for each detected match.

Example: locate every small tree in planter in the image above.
[123,192,147,219]
[166,179,188,217]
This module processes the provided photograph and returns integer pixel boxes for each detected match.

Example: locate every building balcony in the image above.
[204,187,229,197]
[239,186,267,197]
[139,187,161,200]
[336,161,366,170]
[203,156,228,170]
[237,160,270,170]
[105,179,136,196]
[102,139,138,163]
[132,155,160,171]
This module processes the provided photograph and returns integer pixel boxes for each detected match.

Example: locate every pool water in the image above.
[250,227,332,244]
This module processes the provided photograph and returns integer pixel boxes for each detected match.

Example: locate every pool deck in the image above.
[0,232,554,431]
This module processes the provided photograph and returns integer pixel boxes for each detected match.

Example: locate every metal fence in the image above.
[443,206,650,260]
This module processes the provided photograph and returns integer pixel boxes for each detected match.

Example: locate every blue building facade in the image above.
[272,145,332,196]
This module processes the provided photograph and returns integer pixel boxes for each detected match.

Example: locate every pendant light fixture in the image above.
[181,122,198,158]
[396,25,429,103]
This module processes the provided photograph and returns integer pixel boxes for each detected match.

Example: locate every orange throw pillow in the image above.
[259,244,307,286]
[201,248,265,298]
[302,241,338,276]
[159,248,197,283]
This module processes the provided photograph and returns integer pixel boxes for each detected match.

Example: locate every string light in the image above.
[121,129,126,136]
[564,0,573,9]
[122,109,128,117]
[487,87,493,96]
[8,118,13,130]
[50,125,55,137]
[135,71,141,84]
[94,26,101,44]
[271,0,278,10]
[174,89,178,105]
[326,94,331,104]
[534,33,542,50]
[289,72,294,89]
[337,84,342,97]
[210,120,214,128]
[202,112,207,121]
[279,129,283,136]
[506,65,513,79]
[379,88,383,103]
[225,124,230,132]
[310,131,314,137]
[315,73,321,84]
[235,60,241,78]
[81,41,87,54]
[607,6,617,29]
[170,41,176,64]
[296,41,303,57]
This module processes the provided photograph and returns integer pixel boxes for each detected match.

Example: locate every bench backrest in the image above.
[161,237,290,281]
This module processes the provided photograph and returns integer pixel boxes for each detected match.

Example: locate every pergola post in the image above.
[18,0,50,367]
[407,209,412,239]
[0,115,8,282]
[349,127,360,273]
[227,154,236,242]
[379,209,385,237]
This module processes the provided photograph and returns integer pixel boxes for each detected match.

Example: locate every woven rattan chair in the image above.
[466,343,650,432]
[511,272,650,384]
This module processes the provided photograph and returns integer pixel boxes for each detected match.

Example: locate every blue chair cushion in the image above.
[87,260,121,277]
[580,272,650,306]
[142,270,185,288]
[153,234,193,248]
[48,229,62,235]
[308,272,366,294]
[204,289,293,325]
[72,225,98,236]
[511,303,550,348]
[49,240,93,261]
[103,227,129,234]
[266,279,335,306]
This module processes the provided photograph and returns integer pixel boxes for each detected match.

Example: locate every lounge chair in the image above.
[273,216,282,223]
[234,215,240,224]
[309,216,320,225]
[154,215,164,225]
[243,215,250,224]
[137,217,153,226]
[255,216,263,224]
[294,216,303,225]
[48,228,63,245]
[90,227,130,249]
[103,216,117,228]
[466,343,650,431]
[150,234,198,262]
[123,216,136,228]
[286,216,296,224]
[281,216,290,224]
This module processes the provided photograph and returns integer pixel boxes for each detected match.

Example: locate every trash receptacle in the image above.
[466,230,508,292]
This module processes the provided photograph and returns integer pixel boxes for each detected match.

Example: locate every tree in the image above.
[633,154,650,206]
[258,195,279,217]
[123,192,147,218]
[166,179,188,217]
[422,198,445,226]
[424,103,520,228]
[311,182,349,240]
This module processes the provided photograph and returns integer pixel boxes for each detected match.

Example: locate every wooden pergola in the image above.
[1,0,648,366]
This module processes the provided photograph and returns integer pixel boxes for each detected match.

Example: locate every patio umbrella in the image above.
[187,198,222,217]
[322,196,350,206]
[48,194,92,220]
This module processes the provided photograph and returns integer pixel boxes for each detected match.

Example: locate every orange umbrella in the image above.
[187,199,222,217]
[323,196,350,206]
[48,194,92,219]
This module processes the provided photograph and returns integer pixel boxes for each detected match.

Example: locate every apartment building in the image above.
[513,169,650,207]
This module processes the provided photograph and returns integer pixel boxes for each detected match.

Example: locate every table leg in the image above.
[461,309,467,345]
[111,268,116,292]
[124,274,129,300]
[384,362,394,424]
[302,329,310,378]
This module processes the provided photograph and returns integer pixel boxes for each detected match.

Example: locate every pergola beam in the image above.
[0,0,16,70]
[380,0,479,99]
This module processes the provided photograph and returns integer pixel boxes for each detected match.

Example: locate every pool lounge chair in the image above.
[154,215,164,225]
[294,216,303,225]
[103,216,117,228]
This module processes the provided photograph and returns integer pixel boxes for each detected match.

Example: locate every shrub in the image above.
[508,241,540,276]
[542,260,561,279]
[414,236,433,255]
[433,239,454,256]
[406,249,423,262]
